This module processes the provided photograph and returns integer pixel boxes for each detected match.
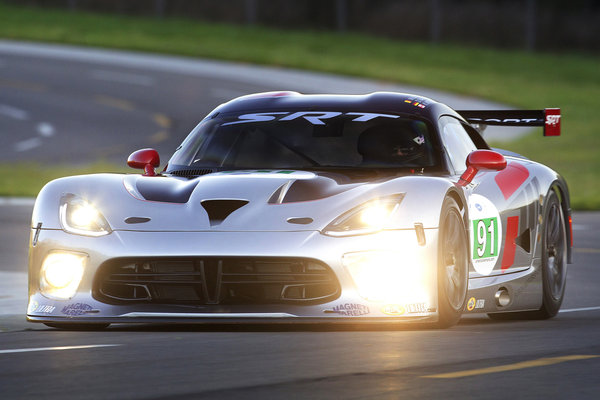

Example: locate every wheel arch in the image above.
[548,177,572,264]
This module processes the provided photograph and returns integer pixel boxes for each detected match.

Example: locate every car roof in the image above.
[212,91,464,124]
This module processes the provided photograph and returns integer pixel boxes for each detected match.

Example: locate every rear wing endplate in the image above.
[457,108,561,136]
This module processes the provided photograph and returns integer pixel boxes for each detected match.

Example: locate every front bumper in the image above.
[27,228,440,324]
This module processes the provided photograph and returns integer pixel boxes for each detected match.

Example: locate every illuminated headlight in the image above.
[323,194,404,236]
[59,195,111,236]
[40,252,86,300]
[342,250,429,305]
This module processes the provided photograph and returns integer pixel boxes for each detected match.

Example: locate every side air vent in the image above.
[124,217,151,224]
[515,228,531,253]
[201,199,248,226]
[268,176,356,204]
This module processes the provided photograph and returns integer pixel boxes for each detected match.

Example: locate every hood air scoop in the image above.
[201,199,249,226]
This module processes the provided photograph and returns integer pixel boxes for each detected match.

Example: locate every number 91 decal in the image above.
[468,194,502,275]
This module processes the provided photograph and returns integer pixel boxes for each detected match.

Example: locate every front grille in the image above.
[94,258,340,306]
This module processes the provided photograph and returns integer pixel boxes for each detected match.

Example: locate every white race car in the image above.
[27,92,571,329]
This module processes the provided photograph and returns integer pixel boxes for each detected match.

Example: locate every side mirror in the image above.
[127,148,160,176]
[458,150,506,186]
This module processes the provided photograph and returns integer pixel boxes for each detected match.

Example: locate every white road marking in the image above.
[559,306,600,313]
[0,104,29,120]
[0,40,530,141]
[0,344,120,355]
[0,197,35,206]
[572,224,587,231]
[36,122,55,137]
[91,69,155,86]
[13,137,42,152]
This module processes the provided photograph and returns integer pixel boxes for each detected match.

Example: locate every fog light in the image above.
[40,252,86,300]
[342,250,429,304]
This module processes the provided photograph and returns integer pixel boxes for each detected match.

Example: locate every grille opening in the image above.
[95,257,340,306]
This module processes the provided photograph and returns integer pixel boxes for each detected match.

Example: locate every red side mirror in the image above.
[127,148,160,176]
[458,150,506,186]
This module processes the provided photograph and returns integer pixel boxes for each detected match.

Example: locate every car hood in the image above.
[117,171,374,232]
[34,170,451,232]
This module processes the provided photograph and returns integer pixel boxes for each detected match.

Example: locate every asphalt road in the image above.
[1,206,599,399]
[1,42,599,399]
[0,40,527,166]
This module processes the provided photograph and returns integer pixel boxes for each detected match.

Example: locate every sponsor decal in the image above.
[404,96,429,109]
[468,118,539,124]
[413,135,425,145]
[331,303,370,316]
[468,194,503,275]
[543,108,561,136]
[405,302,428,313]
[61,303,93,316]
[467,297,485,311]
[467,297,476,311]
[382,304,406,316]
[546,114,561,126]
[28,301,56,314]
[36,305,56,314]
[382,303,428,315]
[222,111,398,126]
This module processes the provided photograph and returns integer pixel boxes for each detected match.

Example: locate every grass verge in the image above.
[0,163,130,198]
[0,3,598,208]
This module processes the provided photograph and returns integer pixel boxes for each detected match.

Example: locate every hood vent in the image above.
[268,176,355,204]
[201,199,249,226]
[169,168,215,178]
[136,178,199,203]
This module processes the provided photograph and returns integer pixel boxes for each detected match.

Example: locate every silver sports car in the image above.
[27,92,571,329]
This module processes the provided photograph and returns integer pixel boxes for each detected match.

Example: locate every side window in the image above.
[439,116,477,174]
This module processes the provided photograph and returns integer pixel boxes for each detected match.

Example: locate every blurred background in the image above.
[8,0,600,52]
[0,0,598,208]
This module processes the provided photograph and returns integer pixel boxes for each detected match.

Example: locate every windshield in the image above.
[167,110,439,172]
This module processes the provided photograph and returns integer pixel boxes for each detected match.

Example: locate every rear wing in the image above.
[457,108,561,136]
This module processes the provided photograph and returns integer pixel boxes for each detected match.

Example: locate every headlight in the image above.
[323,194,404,236]
[59,195,111,236]
[342,250,429,305]
[40,252,86,300]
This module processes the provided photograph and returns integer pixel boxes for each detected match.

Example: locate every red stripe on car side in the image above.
[494,162,530,200]
[501,216,520,271]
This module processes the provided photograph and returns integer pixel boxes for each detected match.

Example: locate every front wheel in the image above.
[435,197,469,328]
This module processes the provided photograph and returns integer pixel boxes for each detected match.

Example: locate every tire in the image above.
[44,323,110,330]
[487,190,567,320]
[536,190,568,317]
[435,197,469,328]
